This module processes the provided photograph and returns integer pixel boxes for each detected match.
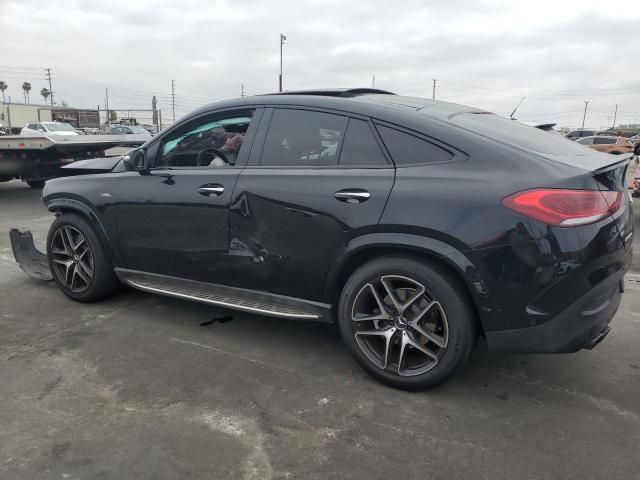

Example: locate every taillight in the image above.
[502,188,622,227]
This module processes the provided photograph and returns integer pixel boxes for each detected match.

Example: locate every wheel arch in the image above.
[46,197,123,266]
[324,233,490,334]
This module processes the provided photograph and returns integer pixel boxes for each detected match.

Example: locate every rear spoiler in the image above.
[593,154,633,175]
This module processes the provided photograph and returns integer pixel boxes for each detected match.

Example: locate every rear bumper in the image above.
[485,261,628,353]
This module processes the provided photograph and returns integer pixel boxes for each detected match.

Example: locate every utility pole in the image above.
[279,33,286,92]
[171,79,176,123]
[581,100,590,130]
[45,68,54,106]
[612,104,618,130]
[105,88,109,125]
[432,79,436,101]
[241,83,245,97]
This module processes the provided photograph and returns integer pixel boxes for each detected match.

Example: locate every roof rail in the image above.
[263,88,395,97]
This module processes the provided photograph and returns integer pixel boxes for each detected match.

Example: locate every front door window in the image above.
[156,112,254,168]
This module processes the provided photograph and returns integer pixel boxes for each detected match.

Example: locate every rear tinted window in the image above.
[451,113,592,155]
[594,137,616,145]
[376,125,452,165]
[339,119,388,166]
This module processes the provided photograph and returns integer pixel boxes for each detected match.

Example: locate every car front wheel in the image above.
[338,256,478,390]
[47,213,121,302]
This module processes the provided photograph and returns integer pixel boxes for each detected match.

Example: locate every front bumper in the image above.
[9,229,52,280]
[485,263,628,353]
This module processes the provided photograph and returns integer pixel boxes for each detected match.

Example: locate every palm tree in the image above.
[40,88,51,104]
[0,81,7,102]
[22,82,32,103]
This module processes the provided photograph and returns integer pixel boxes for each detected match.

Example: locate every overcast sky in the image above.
[1,0,639,128]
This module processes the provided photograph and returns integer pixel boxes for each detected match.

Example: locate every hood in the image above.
[61,156,123,174]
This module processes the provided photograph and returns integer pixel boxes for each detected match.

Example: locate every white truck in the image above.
[0,133,149,188]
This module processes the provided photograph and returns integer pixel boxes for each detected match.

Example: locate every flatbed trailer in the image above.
[0,134,149,188]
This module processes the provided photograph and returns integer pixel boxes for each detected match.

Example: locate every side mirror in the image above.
[123,148,147,171]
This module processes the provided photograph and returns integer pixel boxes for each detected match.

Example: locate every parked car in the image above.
[142,124,158,135]
[17,89,633,390]
[110,125,152,136]
[629,134,640,145]
[576,135,634,154]
[565,129,596,140]
[0,123,8,136]
[632,159,640,197]
[20,122,80,137]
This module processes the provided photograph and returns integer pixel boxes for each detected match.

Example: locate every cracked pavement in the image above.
[1,180,639,480]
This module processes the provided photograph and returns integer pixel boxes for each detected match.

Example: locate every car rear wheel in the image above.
[47,213,121,302]
[338,256,477,390]
[26,180,45,189]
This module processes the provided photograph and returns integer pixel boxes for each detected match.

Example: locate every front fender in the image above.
[45,197,123,266]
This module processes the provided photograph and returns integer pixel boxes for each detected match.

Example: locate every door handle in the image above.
[198,185,225,197]
[334,189,371,203]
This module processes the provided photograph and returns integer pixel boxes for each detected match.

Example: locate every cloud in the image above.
[1,0,638,128]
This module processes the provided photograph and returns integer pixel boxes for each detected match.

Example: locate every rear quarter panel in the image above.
[378,138,612,334]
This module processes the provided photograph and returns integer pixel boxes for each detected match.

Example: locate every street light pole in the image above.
[171,80,176,123]
[581,100,590,130]
[279,33,286,92]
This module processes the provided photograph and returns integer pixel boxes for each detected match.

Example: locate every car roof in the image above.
[187,88,487,124]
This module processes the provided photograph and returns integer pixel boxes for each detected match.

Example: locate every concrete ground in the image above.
[1,179,639,480]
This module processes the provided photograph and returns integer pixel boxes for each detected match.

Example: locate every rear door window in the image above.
[339,119,388,166]
[260,109,347,167]
[376,125,452,165]
[594,137,616,145]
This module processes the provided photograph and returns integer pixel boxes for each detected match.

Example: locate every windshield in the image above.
[45,123,76,132]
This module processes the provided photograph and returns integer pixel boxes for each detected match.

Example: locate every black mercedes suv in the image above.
[32,89,634,389]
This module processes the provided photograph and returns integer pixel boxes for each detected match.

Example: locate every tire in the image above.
[26,180,45,189]
[47,213,121,302]
[338,256,478,390]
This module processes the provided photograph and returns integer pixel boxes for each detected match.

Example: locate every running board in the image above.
[115,269,332,322]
